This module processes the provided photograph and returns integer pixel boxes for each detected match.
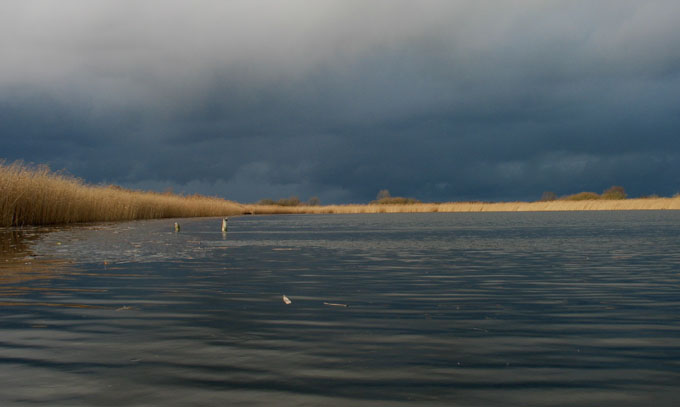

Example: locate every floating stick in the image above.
[324,302,348,307]
[282,295,292,304]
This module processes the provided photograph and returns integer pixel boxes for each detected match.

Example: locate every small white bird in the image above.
[221,217,228,232]
[174,222,180,232]
[282,295,292,305]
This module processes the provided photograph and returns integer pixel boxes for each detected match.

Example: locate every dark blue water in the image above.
[1,212,679,406]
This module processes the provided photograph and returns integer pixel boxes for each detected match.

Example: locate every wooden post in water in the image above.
[221,217,228,232]
[174,222,180,232]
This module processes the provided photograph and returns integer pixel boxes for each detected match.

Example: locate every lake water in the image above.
[1,212,679,406]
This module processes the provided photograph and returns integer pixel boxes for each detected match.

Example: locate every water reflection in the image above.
[0,228,101,310]
[0,228,40,262]
[1,229,66,284]
[1,213,680,406]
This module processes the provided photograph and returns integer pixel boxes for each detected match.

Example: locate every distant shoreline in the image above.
[3,161,679,227]
[245,198,680,215]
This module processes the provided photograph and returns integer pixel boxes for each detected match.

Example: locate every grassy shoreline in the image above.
[1,162,245,227]
[245,198,680,215]
[2,162,679,227]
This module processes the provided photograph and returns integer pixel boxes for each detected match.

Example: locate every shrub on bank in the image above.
[256,196,322,206]
[256,197,302,206]
[276,196,301,206]
[371,197,421,205]
[560,191,602,201]
[601,186,627,200]
[307,196,321,206]
[559,186,627,201]
[370,189,421,205]
[257,199,276,205]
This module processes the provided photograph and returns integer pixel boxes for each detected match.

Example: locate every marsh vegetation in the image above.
[3,161,680,227]
[0,162,245,227]
[370,189,421,205]
[248,186,680,215]
[541,185,629,201]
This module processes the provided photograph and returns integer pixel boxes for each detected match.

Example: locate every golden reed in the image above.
[3,161,679,227]
[246,198,680,215]
[258,197,680,214]
[0,162,245,227]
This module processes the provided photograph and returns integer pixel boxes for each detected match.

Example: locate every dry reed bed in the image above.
[0,163,245,227]
[247,198,680,215]
[3,162,679,227]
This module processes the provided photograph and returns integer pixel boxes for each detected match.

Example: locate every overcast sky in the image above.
[2,0,679,203]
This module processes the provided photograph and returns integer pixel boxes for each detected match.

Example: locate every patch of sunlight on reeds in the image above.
[246,197,680,215]
[0,162,245,227]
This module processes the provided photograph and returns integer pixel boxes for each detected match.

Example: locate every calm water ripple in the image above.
[1,211,679,406]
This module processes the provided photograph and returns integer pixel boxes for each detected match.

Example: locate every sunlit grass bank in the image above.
[0,162,245,227]
[247,198,680,215]
[3,161,680,227]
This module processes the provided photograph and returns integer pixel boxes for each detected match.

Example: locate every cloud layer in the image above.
[2,0,680,202]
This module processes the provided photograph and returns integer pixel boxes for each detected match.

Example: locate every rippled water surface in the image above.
[1,212,679,406]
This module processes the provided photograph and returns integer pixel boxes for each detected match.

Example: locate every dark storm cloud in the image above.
[1,0,680,202]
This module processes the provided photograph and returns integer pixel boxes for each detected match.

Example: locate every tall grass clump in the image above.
[560,186,627,201]
[0,161,245,227]
[371,196,421,205]
[600,185,627,200]
[257,196,302,206]
[560,191,602,201]
[370,189,421,205]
